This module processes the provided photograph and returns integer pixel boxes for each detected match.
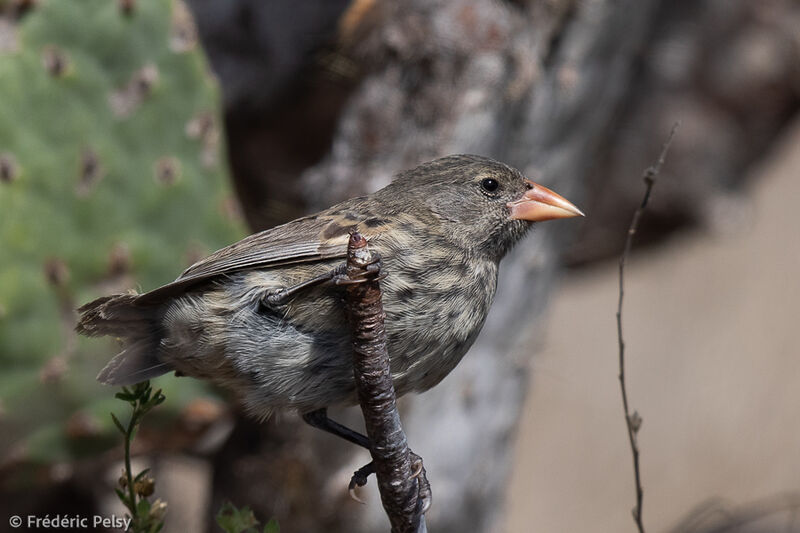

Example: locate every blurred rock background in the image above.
[1,0,798,531]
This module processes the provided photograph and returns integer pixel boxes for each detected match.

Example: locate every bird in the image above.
[77,154,582,446]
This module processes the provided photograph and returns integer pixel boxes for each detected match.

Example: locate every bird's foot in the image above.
[347,453,432,516]
[409,452,432,515]
[262,255,385,306]
[334,254,385,286]
[348,461,374,504]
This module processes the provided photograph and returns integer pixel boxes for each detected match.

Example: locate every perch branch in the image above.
[617,122,680,533]
[343,232,428,533]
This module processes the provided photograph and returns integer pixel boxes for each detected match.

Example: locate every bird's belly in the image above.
[161,259,497,414]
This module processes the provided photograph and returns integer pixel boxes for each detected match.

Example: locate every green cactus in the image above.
[0,0,244,465]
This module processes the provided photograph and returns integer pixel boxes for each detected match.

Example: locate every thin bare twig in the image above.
[617,122,680,533]
[343,232,428,533]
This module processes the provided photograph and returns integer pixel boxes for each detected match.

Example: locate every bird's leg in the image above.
[302,409,431,514]
[301,408,371,449]
[300,409,379,503]
[333,254,386,285]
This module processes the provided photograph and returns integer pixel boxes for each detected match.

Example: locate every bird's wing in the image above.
[179,216,351,281]
[136,210,386,303]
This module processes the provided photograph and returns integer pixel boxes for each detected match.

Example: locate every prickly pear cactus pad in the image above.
[0,0,244,466]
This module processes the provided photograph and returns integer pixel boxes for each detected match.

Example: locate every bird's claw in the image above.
[346,454,431,517]
[409,456,424,480]
[348,461,375,504]
[348,486,367,505]
[409,452,432,516]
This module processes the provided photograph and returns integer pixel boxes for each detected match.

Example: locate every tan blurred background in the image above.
[507,118,800,532]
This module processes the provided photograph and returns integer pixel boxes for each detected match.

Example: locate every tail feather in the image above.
[77,294,148,337]
[96,339,171,385]
[77,293,173,385]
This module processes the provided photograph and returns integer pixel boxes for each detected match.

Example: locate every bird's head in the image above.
[379,154,584,261]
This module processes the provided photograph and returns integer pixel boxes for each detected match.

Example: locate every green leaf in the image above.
[216,501,259,533]
[134,468,151,482]
[153,389,166,405]
[136,498,151,517]
[115,391,136,402]
[263,519,280,533]
[143,389,165,411]
[110,412,126,434]
[114,488,129,507]
[134,382,152,398]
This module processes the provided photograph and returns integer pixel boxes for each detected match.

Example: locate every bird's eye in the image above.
[481,178,499,192]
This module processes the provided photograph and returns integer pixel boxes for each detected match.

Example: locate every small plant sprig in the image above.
[216,501,279,533]
[111,381,167,533]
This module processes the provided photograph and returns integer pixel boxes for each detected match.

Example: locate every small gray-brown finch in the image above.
[77,154,582,444]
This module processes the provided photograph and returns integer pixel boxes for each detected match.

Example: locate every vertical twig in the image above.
[110,381,167,533]
[343,232,427,533]
[617,122,680,533]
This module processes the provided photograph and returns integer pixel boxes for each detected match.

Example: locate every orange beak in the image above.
[507,180,584,221]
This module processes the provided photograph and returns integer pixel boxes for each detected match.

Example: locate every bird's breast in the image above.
[378,244,499,394]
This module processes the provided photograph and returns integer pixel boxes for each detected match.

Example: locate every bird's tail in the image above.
[76,293,172,385]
